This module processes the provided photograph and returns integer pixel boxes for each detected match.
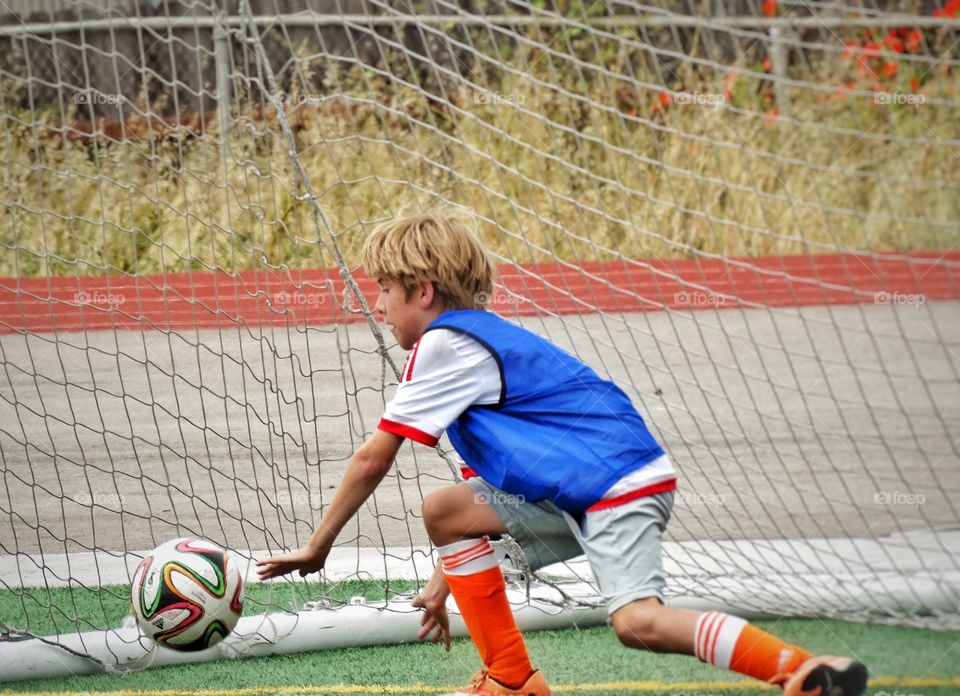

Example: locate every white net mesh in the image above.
[1,0,959,674]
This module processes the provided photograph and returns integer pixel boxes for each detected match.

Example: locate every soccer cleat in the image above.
[780,656,868,696]
[445,669,552,696]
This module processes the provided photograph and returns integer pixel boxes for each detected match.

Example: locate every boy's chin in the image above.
[397,332,425,350]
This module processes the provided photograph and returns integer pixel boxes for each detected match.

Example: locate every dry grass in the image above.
[1,44,958,278]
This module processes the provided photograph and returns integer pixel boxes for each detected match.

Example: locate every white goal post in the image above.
[1,0,959,683]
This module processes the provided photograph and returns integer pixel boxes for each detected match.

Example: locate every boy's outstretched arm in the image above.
[255,429,403,579]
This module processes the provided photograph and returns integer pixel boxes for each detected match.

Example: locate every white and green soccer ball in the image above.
[131,537,244,651]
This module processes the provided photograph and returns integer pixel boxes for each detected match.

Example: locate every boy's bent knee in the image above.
[422,483,508,546]
[611,598,667,651]
[421,488,457,541]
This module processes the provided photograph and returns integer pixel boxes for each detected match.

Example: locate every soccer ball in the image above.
[131,537,244,651]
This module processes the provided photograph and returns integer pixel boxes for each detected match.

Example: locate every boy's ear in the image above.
[417,280,444,310]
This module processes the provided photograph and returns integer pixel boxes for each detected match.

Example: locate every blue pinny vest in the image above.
[428,310,665,513]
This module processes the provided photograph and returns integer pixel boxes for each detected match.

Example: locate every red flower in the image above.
[882,61,899,78]
[935,1,959,17]
[906,29,923,53]
[883,32,905,53]
[762,0,778,17]
[910,77,921,91]
[658,91,672,107]
[762,56,773,72]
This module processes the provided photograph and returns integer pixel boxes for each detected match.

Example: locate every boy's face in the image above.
[373,278,440,350]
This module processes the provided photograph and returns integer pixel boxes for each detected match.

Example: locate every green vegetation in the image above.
[2,31,957,279]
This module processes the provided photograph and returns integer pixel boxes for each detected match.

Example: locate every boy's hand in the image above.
[256,544,330,580]
[412,567,452,651]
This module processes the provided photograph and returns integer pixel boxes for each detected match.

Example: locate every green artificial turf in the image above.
[3,618,958,695]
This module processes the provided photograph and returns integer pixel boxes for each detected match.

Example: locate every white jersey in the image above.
[379,328,675,502]
[380,329,501,446]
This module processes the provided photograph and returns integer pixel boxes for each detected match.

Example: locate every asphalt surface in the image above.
[1,302,958,572]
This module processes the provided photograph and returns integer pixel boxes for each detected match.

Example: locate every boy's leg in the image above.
[611,600,867,695]
[575,491,867,696]
[611,599,811,677]
[423,483,539,690]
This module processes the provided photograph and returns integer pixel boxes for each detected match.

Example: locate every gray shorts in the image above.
[465,477,674,615]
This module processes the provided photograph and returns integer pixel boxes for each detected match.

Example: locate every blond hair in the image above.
[362,214,496,310]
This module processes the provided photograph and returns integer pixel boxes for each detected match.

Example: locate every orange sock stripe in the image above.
[441,539,490,565]
[696,611,721,662]
[710,615,730,666]
[695,611,749,669]
[441,545,495,571]
[704,613,720,663]
[695,613,708,660]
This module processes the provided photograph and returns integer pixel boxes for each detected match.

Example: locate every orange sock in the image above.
[439,538,533,688]
[694,610,811,683]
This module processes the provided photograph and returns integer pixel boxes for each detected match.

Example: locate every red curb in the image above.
[0,252,956,334]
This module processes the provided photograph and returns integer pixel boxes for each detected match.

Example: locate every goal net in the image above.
[1,0,958,680]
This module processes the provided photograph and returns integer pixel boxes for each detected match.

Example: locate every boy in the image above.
[256,214,868,696]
